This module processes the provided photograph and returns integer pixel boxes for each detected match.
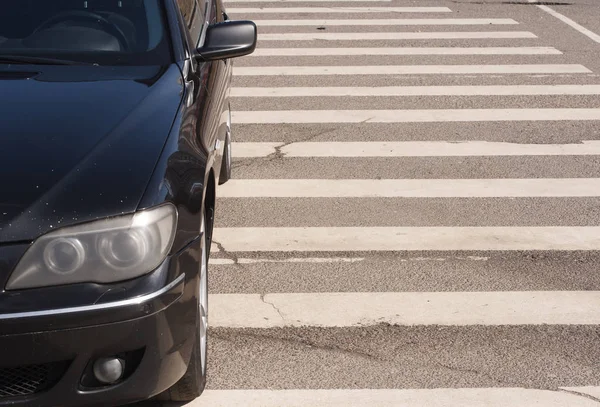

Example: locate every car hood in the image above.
[0,64,183,242]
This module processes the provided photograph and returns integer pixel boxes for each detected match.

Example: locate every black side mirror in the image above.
[196,20,257,61]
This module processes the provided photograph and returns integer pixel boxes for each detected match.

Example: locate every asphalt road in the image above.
[135,0,600,405]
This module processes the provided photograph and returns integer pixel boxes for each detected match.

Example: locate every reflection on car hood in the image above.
[0,64,183,242]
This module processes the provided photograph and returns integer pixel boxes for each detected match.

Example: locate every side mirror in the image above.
[196,20,257,61]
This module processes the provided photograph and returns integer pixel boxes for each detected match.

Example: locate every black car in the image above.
[0,1,255,406]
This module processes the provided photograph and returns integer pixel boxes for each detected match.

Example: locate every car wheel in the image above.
[219,109,232,185]
[158,211,209,401]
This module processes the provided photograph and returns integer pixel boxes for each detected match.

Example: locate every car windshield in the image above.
[0,0,172,66]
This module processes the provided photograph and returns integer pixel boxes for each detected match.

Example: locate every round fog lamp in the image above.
[93,357,125,384]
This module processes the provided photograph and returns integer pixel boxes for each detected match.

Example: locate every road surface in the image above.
[137,0,600,405]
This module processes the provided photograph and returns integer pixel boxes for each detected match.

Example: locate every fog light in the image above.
[92,357,125,384]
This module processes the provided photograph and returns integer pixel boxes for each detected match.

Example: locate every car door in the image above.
[204,0,232,172]
[176,0,231,176]
[173,0,215,155]
[210,0,234,154]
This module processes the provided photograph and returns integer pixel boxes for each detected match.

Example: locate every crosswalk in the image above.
[203,1,600,405]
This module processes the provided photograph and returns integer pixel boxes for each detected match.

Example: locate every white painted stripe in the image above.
[227,0,392,2]
[400,256,490,262]
[232,141,600,158]
[231,84,600,98]
[209,258,236,265]
[231,142,283,157]
[209,290,600,327]
[233,65,588,76]
[227,7,452,13]
[259,31,536,40]
[218,179,600,198]
[232,108,600,124]
[537,5,600,44]
[198,388,600,406]
[253,18,518,26]
[250,47,561,56]
[209,257,489,265]
[211,257,365,265]
[241,257,364,264]
[212,226,600,252]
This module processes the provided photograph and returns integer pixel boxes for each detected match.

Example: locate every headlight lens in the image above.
[97,229,151,271]
[6,204,177,290]
[43,237,86,274]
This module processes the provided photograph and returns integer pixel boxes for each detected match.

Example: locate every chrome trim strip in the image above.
[0,274,186,321]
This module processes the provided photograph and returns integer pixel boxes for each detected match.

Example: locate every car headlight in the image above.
[6,204,177,290]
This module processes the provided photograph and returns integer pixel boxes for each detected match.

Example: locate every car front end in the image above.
[0,223,201,406]
[0,0,256,405]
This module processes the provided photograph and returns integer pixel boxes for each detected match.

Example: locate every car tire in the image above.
[157,211,209,402]
[219,109,232,185]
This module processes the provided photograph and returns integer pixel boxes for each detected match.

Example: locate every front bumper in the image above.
[0,271,197,407]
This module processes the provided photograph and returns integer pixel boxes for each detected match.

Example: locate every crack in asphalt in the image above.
[429,359,509,386]
[211,328,384,362]
[232,125,341,170]
[260,293,286,322]
[208,324,600,389]
[211,239,240,265]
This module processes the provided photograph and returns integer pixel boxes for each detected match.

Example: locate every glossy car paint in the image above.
[0,64,184,244]
[0,0,237,405]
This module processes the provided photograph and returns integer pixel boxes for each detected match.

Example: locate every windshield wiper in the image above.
[0,55,94,66]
